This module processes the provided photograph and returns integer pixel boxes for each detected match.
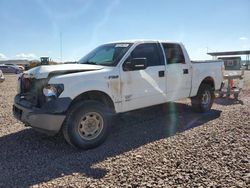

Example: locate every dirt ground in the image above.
[0,73,249,187]
[243,71,250,90]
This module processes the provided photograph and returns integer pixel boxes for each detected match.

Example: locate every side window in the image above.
[130,43,163,67]
[162,43,185,64]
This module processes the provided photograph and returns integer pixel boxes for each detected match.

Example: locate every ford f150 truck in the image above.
[13,40,224,149]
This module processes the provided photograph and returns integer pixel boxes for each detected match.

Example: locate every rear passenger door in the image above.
[161,43,192,101]
[120,43,167,112]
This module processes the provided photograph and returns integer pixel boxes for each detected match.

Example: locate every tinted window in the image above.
[162,43,185,64]
[130,43,163,67]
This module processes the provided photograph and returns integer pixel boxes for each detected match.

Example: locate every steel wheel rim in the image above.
[201,90,211,106]
[78,112,104,140]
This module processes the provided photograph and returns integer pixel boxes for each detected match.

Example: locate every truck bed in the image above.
[191,60,223,63]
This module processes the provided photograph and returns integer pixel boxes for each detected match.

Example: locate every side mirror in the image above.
[124,58,147,71]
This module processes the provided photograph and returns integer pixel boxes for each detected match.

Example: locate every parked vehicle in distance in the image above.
[4,64,24,72]
[0,65,21,74]
[13,40,224,149]
[0,65,22,74]
[0,70,5,83]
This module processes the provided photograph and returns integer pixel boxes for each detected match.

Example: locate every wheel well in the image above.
[69,91,115,112]
[200,77,215,90]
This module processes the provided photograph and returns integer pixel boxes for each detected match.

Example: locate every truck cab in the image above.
[119,41,193,111]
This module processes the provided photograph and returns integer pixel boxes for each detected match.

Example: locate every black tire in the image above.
[62,100,112,149]
[191,84,215,113]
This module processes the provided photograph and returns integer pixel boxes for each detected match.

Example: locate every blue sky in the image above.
[0,0,249,62]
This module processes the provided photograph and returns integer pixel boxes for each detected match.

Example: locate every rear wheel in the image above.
[191,84,214,113]
[62,100,112,149]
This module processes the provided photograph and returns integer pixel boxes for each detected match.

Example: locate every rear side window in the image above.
[130,43,164,67]
[162,43,185,64]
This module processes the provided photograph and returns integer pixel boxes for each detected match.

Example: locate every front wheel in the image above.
[62,100,112,149]
[191,84,215,113]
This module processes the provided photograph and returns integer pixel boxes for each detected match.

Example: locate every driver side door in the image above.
[120,43,167,112]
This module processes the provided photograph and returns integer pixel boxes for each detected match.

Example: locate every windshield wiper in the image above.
[99,60,114,66]
[80,61,114,66]
[82,61,97,65]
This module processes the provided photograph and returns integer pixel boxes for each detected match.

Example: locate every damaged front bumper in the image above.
[13,95,72,135]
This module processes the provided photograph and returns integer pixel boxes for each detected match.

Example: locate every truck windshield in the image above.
[79,43,132,66]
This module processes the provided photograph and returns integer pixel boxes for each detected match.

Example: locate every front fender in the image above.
[62,79,112,99]
[48,73,122,112]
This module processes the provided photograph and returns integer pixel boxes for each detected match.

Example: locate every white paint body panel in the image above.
[24,64,104,79]
[120,65,167,112]
[166,63,192,101]
[33,40,223,113]
[190,62,224,97]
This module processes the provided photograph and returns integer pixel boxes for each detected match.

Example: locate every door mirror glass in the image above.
[124,58,147,71]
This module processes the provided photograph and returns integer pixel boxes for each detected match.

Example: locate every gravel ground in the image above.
[0,74,249,188]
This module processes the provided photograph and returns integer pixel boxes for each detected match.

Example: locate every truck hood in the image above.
[23,64,104,79]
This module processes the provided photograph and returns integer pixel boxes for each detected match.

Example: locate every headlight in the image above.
[43,84,64,98]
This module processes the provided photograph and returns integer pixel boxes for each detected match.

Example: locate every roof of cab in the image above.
[107,39,180,44]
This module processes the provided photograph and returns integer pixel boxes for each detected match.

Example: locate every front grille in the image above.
[20,75,32,93]
[18,75,48,108]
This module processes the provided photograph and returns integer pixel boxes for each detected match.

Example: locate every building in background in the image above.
[218,57,241,70]
[207,50,250,70]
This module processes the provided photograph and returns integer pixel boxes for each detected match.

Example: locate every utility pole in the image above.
[60,32,62,63]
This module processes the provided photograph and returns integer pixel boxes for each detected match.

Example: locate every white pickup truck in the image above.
[13,40,224,149]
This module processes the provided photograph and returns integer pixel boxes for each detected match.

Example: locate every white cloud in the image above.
[239,37,248,40]
[16,53,37,60]
[0,53,7,60]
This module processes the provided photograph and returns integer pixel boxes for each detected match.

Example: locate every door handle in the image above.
[158,70,165,77]
[183,69,189,74]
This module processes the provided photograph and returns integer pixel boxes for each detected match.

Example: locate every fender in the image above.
[48,69,122,112]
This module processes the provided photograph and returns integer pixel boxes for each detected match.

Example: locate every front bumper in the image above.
[13,95,72,135]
